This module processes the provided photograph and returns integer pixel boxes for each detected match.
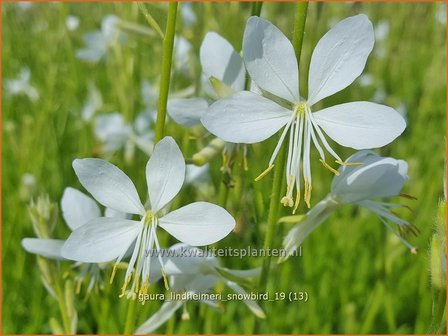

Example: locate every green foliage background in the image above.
[2,1,446,334]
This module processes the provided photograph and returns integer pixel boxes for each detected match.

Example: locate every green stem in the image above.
[258,1,309,292]
[123,299,137,334]
[251,2,263,17]
[292,2,309,64]
[53,276,72,333]
[154,2,178,144]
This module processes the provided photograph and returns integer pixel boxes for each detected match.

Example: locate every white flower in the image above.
[66,15,80,32]
[135,243,264,333]
[174,35,193,74]
[81,83,103,122]
[76,15,122,62]
[168,31,247,127]
[22,187,128,292]
[94,112,154,157]
[181,2,197,28]
[61,137,235,298]
[201,15,406,212]
[4,67,39,101]
[282,150,417,259]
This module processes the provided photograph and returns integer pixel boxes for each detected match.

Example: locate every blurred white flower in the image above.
[19,173,36,201]
[76,15,122,62]
[135,243,264,333]
[4,67,39,101]
[282,151,417,260]
[66,15,80,32]
[15,2,33,10]
[436,3,446,25]
[374,20,390,42]
[358,73,374,87]
[81,84,103,121]
[173,35,193,73]
[202,15,406,212]
[22,187,129,293]
[181,2,197,27]
[94,111,154,157]
[61,137,235,299]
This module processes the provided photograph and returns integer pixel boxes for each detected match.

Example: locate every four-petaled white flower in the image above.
[201,15,406,212]
[282,150,417,260]
[61,136,235,298]
[135,243,265,334]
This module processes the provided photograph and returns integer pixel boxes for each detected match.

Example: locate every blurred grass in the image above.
[2,1,446,334]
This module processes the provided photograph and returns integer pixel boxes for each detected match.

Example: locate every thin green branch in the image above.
[154,2,178,144]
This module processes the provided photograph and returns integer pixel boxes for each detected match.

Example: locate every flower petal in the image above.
[243,17,299,103]
[200,32,245,91]
[61,218,142,263]
[225,280,266,319]
[307,14,374,105]
[22,238,65,260]
[135,301,183,334]
[73,158,145,215]
[61,187,101,231]
[313,102,406,149]
[104,207,131,219]
[146,136,185,212]
[159,202,235,246]
[167,98,208,127]
[331,155,408,203]
[201,91,291,144]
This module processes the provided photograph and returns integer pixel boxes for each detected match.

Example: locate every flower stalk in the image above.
[154,2,178,144]
[258,1,309,292]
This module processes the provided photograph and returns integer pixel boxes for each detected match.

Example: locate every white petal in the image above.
[331,156,408,203]
[243,17,299,103]
[73,158,145,215]
[201,91,291,144]
[200,32,245,91]
[61,187,101,231]
[163,244,215,275]
[307,14,374,105]
[167,98,208,127]
[159,202,235,246]
[61,218,142,263]
[313,102,406,149]
[22,238,65,260]
[135,301,183,334]
[226,281,266,318]
[104,207,131,219]
[146,136,185,212]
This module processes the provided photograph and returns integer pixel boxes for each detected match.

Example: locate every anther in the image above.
[255,164,274,181]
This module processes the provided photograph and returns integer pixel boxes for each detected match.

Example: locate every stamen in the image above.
[319,159,340,176]
[161,269,170,291]
[304,178,312,208]
[110,264,118,284]
[281,196,294,207]
[255,164,274,181]
[335,160,363,166]
[293,192,301,214]
[268,114,296,166]
[242,145,248,171]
